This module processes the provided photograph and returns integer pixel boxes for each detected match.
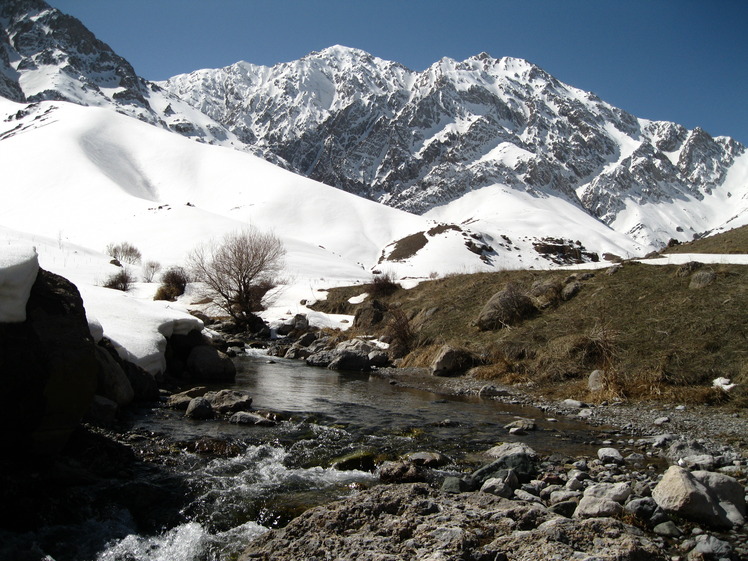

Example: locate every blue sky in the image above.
[48,0,748,144]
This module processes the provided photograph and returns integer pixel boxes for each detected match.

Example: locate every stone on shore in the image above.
[652,466,744,529]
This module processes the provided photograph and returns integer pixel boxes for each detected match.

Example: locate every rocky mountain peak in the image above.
[0,0,244,150]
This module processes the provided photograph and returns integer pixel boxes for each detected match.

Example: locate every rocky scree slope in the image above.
[162,46,746,247]
[0,0,251,151]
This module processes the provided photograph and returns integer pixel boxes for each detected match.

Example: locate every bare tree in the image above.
[142,260,162,282]
[106,241,142,264]
[188,228,285,325]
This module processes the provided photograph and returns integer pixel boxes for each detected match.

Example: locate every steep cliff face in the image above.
[162,46,746,246]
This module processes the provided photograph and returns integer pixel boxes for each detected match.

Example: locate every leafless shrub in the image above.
[106,241,142,264]
[142,260,162,283]
[103,268,134,292]
[187,228,286,325]
[369,271,400,298]
[154,266,190,301]
[385,307,416,356]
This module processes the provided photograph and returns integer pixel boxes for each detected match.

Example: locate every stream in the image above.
[6,352,634,561]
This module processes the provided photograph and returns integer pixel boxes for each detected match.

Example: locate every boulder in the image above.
[561,281,581,301]
[587,369,606,392]
[327,339,374,371]
[597,447,624,464]
[475,284,536,331]
[229,411,276,426]
[367,350,390,367]
[476,443,538,484]
[378,460,425,483]
[0,269,98,455]
[404,451,450,467]
[652,466,741,529]
[583,482,631,503]
[331,450,377,472]
[573,495,623,518]
[306,350,336,368]
[94,345,134,406]
[328,350,370,372]
[689,534,733,560]
[689,270,716,289]
[186,346,236,381]
[185,397,214,420]
[167,386,209,409]
[85,395,118,426]
[204,389,253,414]
[480,471,519,498]
[352,299,387,329]
[430,345,475,376]
[692,470,746,527]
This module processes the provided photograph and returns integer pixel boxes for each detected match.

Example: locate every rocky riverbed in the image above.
[237,365,748,561]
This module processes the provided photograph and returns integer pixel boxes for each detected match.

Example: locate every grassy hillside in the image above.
[315,262,748,407]
[663,225,748,254]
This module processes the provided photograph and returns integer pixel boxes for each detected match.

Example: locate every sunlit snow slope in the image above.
[0,98,497,281]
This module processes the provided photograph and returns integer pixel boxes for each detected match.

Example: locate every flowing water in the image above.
[8,352,624,561]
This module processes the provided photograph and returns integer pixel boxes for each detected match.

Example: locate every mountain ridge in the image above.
[1,1,747,257]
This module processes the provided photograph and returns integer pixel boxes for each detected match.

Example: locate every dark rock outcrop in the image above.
[0,268,97,455]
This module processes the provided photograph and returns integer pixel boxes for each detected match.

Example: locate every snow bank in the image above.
[0,245,39,322]
[78,284,203,375]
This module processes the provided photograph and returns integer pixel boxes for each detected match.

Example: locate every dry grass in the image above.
[322,261,748,407]
[662,224,748,255]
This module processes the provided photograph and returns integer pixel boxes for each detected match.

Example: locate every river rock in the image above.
[689,534,733,559]
[691,470,746,527]
[240,483,668,561]
[331,450,377,471]
[328,349,370,371]
[204,389,253,414]
[85,395,118,426]
[305,350,335,367]
[504,418,536,431]
[679,454,716,471]
[549,489,582,505]
[186,346,236,381]
[573,495,623,518]
[625,496,658,521]
[94,345,134,406]
[167,386,209,409]
[378,460,425,483]
[653,520,682,537]
[367,349,390,367]
[597,447,624,464]
[229,411,276,426]
[185,397,214,420]
[652,466,740,529]
[476,443,538,484]
[584,481,631,503]
[404,451,450,467]
[666,439,710,464]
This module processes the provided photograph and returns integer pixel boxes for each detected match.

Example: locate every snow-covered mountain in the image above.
[0,0,251,151]
[2,0,747,260]
[161,46,747,248]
